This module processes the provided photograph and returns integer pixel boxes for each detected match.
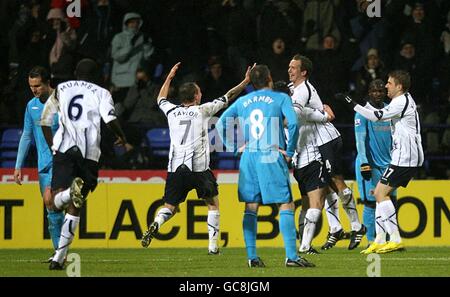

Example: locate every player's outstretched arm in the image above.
[157,62,180,104]
[224,63,256,103]
[336,92,403,122]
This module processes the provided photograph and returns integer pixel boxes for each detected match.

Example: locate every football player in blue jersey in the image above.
[14,66,63,260]
[217,65,314,268]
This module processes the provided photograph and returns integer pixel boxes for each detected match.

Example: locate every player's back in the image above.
[52,80,116,162]
[389,93,424,167]
[234,89,290,153]
[160,96,228,172]
[290,80,340,146]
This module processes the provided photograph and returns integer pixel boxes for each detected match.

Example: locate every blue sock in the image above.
[47,210,64,250]
[243,211,258,260]
[279,210,298,261]
[363,205,376,242]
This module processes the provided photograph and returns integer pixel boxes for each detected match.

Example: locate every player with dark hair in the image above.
[14,66,64,260]
[141,62,254,255]
[354,79,396,246]
[41,59,131,269]
[217,64,315,268]
[339,70,423,254]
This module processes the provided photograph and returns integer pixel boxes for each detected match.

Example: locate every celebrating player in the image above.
[141,62,254,255]
[41,59,130,270]
[339,70,424,254]
[288,55,366,251]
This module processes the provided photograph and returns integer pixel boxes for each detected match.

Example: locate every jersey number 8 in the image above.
[250,109,264,140]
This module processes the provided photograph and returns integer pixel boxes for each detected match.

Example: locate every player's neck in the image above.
[292,77,306,88]
[391,91,405,100]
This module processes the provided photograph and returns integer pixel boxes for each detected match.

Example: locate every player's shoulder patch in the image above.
[355,118,361,126]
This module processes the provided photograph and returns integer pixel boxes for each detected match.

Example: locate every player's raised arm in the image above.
[41,90,59,150]
[157,62,181,104]
[224,63,255,103]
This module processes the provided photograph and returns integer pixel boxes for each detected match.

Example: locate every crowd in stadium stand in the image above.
[0,0,449,178]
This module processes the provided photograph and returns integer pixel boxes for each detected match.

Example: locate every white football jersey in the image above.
[159,96,228,172]
[41,80,117,162]
[354,92,424,167]
[290,80,340,147]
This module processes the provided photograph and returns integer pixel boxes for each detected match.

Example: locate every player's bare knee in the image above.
[67,203,80,216]
[205,196,219,210]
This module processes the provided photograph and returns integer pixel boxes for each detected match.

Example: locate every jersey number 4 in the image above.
[68,95,83,121]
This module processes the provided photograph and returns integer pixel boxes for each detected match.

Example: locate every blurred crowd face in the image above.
[367,55,380,69]
[412,5,425,23]
[272,38,285,55]
[210,63,222,80]
[28,76,50,99]
[322,36,335,50]
[50,18,62,30]
[400,43,416,59]
[127,19,140,32]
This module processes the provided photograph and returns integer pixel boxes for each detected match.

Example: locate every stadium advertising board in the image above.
[0,170,449,248]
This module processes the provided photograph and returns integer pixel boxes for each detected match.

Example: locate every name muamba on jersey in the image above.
[172,109,199,118]
[58,80,99,94]
[243,95,274,108]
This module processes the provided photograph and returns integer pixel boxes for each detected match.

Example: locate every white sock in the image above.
[207,210,220,252]
[378,200,401,243]
[54,188,71,210]
[300,208,321,251]
[154,207,174,229]
[54,214,80,264]
[339,188,362,231]
[374,203,387,244]
[325,192,342,233]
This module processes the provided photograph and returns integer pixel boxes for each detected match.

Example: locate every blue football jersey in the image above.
[16,97,58,172]
[218,89,298,156]
[354,102,392,168]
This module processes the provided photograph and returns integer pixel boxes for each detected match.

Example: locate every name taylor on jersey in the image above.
[172,109,199,119]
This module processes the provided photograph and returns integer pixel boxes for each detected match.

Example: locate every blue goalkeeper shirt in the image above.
[15,97,58,172]
[354,102,392,168]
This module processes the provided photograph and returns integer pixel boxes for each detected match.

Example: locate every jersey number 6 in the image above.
[68,94,84,121]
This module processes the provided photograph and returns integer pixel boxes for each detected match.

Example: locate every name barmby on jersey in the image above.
[242,95,274,108]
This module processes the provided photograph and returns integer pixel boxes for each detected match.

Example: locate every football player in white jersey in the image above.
[141,62,254,254]
[288,55,366,252]
[41,59,131,270]
[339,70,424,254]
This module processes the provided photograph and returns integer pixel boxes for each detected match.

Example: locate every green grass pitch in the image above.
[1,247,449,277]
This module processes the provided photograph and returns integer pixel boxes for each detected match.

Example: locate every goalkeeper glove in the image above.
[360,163,372,181]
